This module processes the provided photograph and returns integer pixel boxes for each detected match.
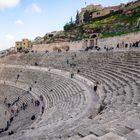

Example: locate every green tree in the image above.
[43,35,48,41]
[75,10,80,25]
[83,10,92,23]
[70,17,73,24]
[63,17,75,31]
[64,23,71,31]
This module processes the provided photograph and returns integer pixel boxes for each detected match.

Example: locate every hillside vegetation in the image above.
[42,5,140,43]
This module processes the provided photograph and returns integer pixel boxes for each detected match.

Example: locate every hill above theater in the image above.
[38,0,140,44]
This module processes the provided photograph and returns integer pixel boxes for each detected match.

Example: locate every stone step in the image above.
[108,125,132,136]
[99,132,126,140]
[77,127,90,137]
[89,126,107,137]
[124,129,140,140]
[67,135,81,140]
[78,134,99,140]
[77,132,127,140]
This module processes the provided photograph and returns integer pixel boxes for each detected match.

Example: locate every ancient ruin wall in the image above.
[32,31,140,52]
[98,31,140,48]
[32,40,86,52]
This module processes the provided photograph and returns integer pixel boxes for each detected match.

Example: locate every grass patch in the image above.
[102,28,140,38]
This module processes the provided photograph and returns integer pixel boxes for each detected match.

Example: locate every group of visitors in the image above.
[0,91,45,136]
[84,40,140,52]
[85,46,101,51]
[104,40,140,51]
[1,97,21,135]
[116,41,140,49]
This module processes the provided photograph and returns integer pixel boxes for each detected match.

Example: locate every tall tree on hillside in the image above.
[70,17,73,24]
[64,17,75,31]
[83,10,92,23]
[75,10,80,25]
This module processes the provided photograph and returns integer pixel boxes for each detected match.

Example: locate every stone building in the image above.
[15,41,22,50]
[124,0,140,11]
[79,4,103,23]
[122,0,140,15]
[92,5,123,19]
[79,3,125,23]
[15,39,32,51]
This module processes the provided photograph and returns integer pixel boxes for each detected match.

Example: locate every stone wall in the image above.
[32,41,86,52]
[98,31,140,48]
[32,31,140,52]
[124,0,140,11]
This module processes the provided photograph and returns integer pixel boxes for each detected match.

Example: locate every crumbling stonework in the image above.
[32,31,140,52]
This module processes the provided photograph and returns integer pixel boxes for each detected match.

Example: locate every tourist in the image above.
[10,117,14,123]
[35,62,38,66]
[29,87,32,91]
[31,115,36,120]
[35,100,40,107]
[77,69,80,73]
[5,121,10,131]
[4,98,7,104]
[7,103,11,108]
[66,59,69,64]
[42,106,44,114]
[17,74,20,79]
[94,85,97,92]
[8,131,14,135]
[39,95,43,101]
[31,98,34,103]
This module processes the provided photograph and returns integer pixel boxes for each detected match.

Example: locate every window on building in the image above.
[110,10,114,13]
[49,34,53,38]
[96,12,100,15]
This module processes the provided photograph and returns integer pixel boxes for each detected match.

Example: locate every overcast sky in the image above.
[0,0,131,51]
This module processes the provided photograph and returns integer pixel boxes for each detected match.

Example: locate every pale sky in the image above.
[0,0,131,51]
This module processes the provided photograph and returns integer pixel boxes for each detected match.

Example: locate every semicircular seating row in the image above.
[0,50,140,140]
[0,84,40,135]
[42,51,140,140]
[0,66,90,139]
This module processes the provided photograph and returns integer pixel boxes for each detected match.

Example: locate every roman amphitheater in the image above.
[0,33,140,140]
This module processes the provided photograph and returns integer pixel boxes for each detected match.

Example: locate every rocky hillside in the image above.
[35,4,140,44]
[65,5,140,39]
